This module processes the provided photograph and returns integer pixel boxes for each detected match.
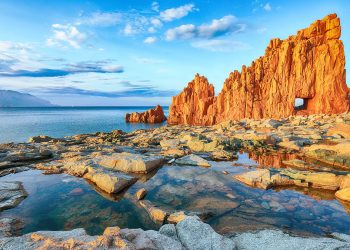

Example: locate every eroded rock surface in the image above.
[126,105,167,123]
[168,14,349,125]
[0,182,27,211]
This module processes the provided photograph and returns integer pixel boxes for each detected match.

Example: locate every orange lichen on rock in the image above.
[126,105,167,123]
[168,14,349,126]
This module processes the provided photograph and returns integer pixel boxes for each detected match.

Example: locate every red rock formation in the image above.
[168,14,350,126]
[126,105,167,123]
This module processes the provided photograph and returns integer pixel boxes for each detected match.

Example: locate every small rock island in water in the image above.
[1,13,350,250]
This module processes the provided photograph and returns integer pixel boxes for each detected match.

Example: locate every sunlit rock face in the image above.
[168,14,349,126]
[126,105,167,123]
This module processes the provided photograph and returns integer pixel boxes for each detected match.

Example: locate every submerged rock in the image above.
[139,200,168,224]
[175,154,211,167]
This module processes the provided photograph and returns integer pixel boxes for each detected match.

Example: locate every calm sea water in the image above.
[0,107,168,143]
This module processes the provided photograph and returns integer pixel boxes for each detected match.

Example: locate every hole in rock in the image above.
[294,98,308,111]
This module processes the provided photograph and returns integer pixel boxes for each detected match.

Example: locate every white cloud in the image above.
[197,15,241,38]
[0,41,42,72]
[191,39,248,52]
[160,4,196,22]
[165,15,245,41]
[47,24,87,49]
[77,12,122,26]
[264,3,272,11]
[143,36,157,44]
[123,23,136,36]
[151,1,160,12]
[165,24,196,40]
[150,18,162,28]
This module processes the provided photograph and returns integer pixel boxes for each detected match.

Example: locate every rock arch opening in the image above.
[294,98,308,111]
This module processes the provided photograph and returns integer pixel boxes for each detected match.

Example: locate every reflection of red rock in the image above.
[168,14,349,126]
[249,152,298,168]
[126,105,167,123]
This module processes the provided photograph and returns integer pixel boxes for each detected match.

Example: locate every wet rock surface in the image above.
[0,181,27,211]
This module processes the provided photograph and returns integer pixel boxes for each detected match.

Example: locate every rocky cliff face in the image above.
[126,105,167,123]
[168,14,349,126]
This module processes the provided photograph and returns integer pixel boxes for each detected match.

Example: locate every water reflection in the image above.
[2,152,350,237]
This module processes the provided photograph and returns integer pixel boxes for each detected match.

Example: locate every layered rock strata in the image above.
[168,14,349,125]
[126,105,167,123]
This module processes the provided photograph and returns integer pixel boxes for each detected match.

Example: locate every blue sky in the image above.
[0,0,349,106]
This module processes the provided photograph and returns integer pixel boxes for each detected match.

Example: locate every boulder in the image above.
[175,154,211,167]
[125,105,167,123]
[176,216,235,250]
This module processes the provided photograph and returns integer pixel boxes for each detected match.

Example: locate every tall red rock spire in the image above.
[168,14,349,126]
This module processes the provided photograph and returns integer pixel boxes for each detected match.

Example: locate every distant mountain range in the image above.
[0,90,55,107]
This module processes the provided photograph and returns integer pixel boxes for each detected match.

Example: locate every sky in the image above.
[0,0,349,106]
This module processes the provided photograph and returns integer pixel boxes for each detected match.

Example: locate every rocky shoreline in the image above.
[1,112,350,249]
[2,216,350,250]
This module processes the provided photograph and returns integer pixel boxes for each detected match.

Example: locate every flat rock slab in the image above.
[0,182,27,211]
[234,229,350,250]
[98,152,165,173]
[84,166,137,194]
[175,154,211,167]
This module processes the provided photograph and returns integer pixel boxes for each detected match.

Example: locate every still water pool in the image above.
[2,153,350,236]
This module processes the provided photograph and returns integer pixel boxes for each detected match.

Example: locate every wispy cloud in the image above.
[47,24,87,49]
[264,3,272,11]
[160,4,196,22]
[76,12,122,26]
[0,60,123,77]
[191,39,249,52]
[133,56,164,64]
[29,84,177,98]
[165,15,246,40]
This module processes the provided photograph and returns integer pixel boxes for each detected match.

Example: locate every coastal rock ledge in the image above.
[168,14,350,126]
[126,105,167,123]
[1,216,350,250]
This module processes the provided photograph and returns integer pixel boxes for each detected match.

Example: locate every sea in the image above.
[0,106,168,143]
